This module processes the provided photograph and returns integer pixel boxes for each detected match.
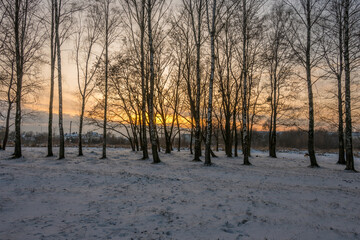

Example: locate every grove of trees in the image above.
[0,0,359,171]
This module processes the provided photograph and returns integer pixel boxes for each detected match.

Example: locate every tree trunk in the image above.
[190,119,194,154]
[242,0,250,165]
[336,2,345,165]
[343,0,355,171]
[55,0,65,159]
[2,62,14,151]
[216,123,219,152]
[2,102,12,151]
[270,74,277,158]
[47,1,56,157]
[78,96,85,156]
[140,0,149,160]
[13,0,23,158]
[101,1,110,159]
[193,0,203,162]
[232,95,239,157]
[305,0,318,167]
[204,0,217,166]
[147,0,160,164]
[224,114,232,157]
[164,129,171,154]
[177,114,181,151]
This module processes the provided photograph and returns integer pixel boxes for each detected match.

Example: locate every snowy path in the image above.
[1,148,360,240]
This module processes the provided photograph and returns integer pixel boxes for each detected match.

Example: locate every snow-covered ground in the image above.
[1,147,360,240]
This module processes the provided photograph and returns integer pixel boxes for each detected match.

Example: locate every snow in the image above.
[1,147,360,240]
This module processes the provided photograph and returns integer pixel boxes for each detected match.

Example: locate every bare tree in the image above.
[320,0,346,164]
[46,0,80,158]
[46,0,56,157]
[0,0,44,158]
[74,6,104,156]
[54,0,65,159]
[147,0,162,163]
[204,0,221,165]
[123,0,149,159]
[183,0,206,162]
[238,0,266,165]
[214,1,239,158]
[263,2,295,158]
[285,0,329,167]
[343,0,357,171]
[96,0,121,159]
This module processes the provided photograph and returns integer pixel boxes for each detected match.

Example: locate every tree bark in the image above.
[47,0,56,157]
[101,0,110,159]
[13,0,24,158]
[193,0,203,162]
[2,102,12,151]
[305,0,318,167]
[204,0,216,166]
[78,97,85,156]
[54,0,65,159]
[242,0,250,165]
[343,0,355,171]
[147,0,161,164]
[140,0,149,159]
[2,62,14,151]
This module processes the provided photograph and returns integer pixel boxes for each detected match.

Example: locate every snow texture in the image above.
[1,147,360,240]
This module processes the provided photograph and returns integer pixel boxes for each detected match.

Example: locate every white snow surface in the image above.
[1,147,360,240]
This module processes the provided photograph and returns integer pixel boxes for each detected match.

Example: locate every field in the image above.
[1,147,360,240]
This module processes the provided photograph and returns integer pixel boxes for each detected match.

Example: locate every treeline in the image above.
[0,0,359,171]
[2,129,359,152]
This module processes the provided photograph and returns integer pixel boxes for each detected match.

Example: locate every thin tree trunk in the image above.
[216,122,219,152]
[190,117,194,154]
[270,74,277,158]
[177,113,181,151]
[2,103,12,151]
[204,0,216,166]
[78,97,85,156]
[305,0,318,167]
[55,0,65,159]
[233,121,238,157]
[336,1,345,165]
[101,1,109,159]
[147,0,160,164]
[193,0,203,162]
[343,0,355,171]
[47,1,56,157]
[165,129,171,154]
[140,0,149,159]
[13,0,24,158]
[242,0,250,165]
[2,62,14,151]
[337,69,345,164]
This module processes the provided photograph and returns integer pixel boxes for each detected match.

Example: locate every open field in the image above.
[1,147,360,240]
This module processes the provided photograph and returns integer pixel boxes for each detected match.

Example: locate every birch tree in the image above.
[214,2,240,158]
[285,0,329,167]
[0,0,44,158]
[238,0,266,165]
[204,0,223,165]
[263,2,295,158]
[74,6,103,156]
[183,0,205,162]
[123,0,149,159]
[147,0,161,163]
[321,0,346,164]
[96,0,121,159]
[343,0,359,171]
